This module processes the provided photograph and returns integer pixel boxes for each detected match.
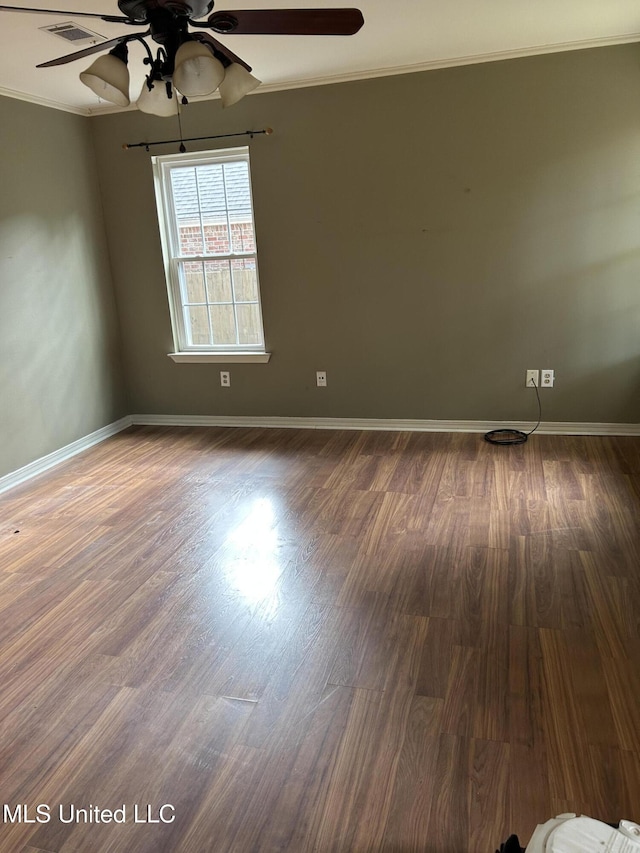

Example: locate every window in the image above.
[153,147,269,362]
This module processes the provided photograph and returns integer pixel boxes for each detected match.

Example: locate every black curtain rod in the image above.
[123,128,273,151]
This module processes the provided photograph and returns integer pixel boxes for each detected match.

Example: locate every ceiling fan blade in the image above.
[36,32,148,67]
[205,8,364,36]
[192,31,252,72]
[0,4,133,23]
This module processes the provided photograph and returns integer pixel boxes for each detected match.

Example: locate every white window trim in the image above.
[152,146,269,360]
[168,352,271,363]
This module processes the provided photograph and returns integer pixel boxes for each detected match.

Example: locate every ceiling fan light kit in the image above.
[78,42,130,107]
[172,39,225,97]
[137,76,178,115]
[218,61,260,107]
[1,1,364,117]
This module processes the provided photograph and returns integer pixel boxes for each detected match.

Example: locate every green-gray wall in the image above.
[0,96,126,479]
[92,45,640,423]
[91,46,640,424]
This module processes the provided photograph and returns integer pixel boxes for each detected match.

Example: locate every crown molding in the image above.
[80,29,640,117]
[257,30,640,95]
[0,85,87,115]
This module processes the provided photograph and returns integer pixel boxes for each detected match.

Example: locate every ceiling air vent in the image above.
[40,22,106,46]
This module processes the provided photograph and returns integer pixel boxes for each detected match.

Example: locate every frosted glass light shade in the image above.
[218,63,261,107]
[80,54,130,106]
[173,41,225,97]
[137,80,178,116]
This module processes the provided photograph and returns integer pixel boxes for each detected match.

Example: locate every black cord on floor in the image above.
[484,378,543,446]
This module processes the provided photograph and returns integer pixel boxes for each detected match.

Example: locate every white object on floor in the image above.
[527,815,640,852]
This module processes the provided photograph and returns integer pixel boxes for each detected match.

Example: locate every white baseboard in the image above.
[2,413,638,497]
[0,416,132,496]
[130,414,640,437]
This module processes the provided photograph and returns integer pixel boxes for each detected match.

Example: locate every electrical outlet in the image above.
[220,371,230,387]
[316,371,327,387]
[541,369,554,388]
[526,370,539,388]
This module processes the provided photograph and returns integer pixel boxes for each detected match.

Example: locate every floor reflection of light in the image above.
[224,498,282,606]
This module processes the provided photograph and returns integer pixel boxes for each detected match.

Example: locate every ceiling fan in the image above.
[0,1,364,114]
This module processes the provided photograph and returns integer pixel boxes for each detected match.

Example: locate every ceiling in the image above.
[1,0,640,115]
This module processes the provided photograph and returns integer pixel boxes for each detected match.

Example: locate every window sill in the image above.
[168,352,272,364]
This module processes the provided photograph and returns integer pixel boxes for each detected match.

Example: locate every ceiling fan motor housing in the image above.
[117,0,215,22]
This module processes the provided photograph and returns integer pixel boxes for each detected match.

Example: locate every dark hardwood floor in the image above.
[0,426,639,852]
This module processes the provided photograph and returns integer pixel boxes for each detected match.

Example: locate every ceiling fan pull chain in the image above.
[177,104,186,152]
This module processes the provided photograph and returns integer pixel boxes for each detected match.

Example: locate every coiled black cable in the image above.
[484,378,542,445]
